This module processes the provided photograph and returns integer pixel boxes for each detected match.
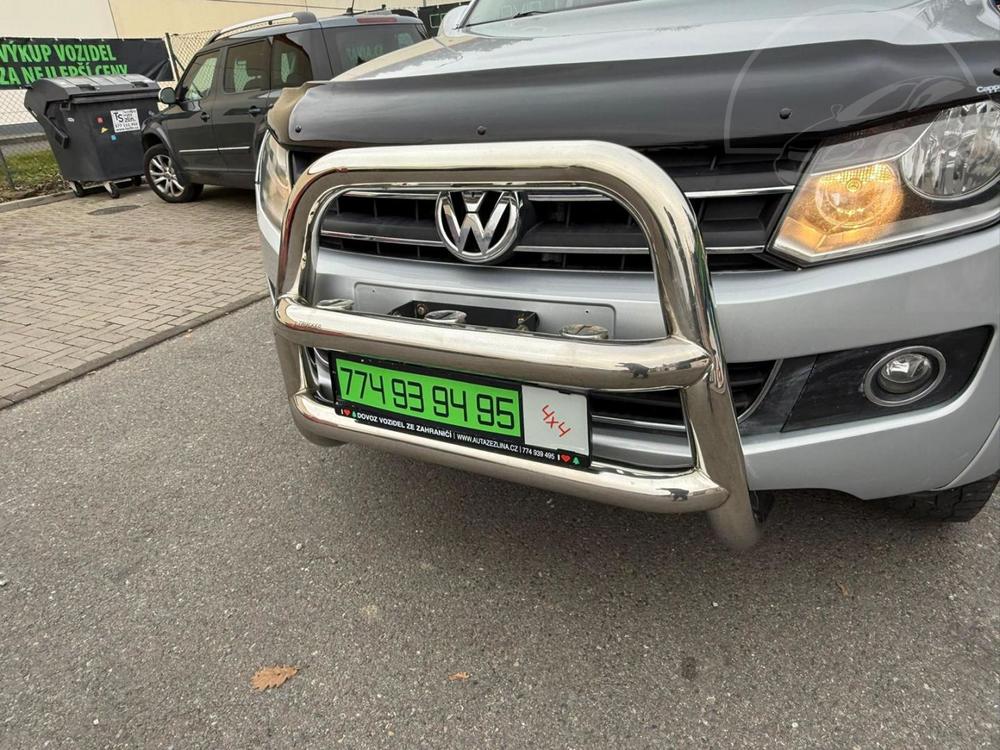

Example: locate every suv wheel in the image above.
[144,145,203,203]
[880,472,998,521]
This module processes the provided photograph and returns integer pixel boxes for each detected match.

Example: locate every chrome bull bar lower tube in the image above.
[272,140,763,550]
[274,296,712,392]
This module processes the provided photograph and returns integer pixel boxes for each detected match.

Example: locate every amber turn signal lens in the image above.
[776,162,905,256]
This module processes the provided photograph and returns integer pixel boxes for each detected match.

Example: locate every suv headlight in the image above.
[772,100,1000,264]
[256,133,292,229]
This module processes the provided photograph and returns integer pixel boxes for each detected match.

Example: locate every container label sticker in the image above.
[109,107,139,133]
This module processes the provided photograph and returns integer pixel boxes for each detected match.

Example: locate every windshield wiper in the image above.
[465,9,553,27]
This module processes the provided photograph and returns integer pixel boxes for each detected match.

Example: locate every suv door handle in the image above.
[248,105,262,116]
[200,112,211,122]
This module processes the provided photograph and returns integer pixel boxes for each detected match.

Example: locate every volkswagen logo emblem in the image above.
[435,190,522,264]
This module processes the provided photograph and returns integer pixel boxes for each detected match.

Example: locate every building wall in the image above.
[112,0,328,36]
[2,0,118,37]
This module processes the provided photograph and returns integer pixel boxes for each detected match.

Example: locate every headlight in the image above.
[772,101,1000,264]
[256,133,292,229]
[900,102,1000,200]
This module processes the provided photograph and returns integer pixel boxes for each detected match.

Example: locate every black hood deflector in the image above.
[272,39,999,152]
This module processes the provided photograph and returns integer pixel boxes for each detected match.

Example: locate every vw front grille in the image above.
[314,144,811,272]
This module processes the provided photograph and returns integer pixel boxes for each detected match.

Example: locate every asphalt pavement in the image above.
[1,301,997,749]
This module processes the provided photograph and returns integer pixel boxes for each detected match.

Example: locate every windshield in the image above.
[465,0,634,26]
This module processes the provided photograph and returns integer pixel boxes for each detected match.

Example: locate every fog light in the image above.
[864,346,946,406]
[877,353,934,393]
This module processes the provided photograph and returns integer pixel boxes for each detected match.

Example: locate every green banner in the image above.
[0,38,171,89]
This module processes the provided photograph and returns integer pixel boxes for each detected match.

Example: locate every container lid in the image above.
[25,74,159,107]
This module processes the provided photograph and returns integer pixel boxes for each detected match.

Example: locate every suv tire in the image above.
[144,145,203,203]
[881,472,999,521]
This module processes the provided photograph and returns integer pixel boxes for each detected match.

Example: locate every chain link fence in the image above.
[0,88,63,200]
[164,30,215,76]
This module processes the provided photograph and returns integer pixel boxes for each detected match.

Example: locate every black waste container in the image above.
[24,74,160,198]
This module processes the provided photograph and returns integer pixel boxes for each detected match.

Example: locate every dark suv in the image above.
[141,10,427,202]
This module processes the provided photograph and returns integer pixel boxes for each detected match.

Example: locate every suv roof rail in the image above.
[208,11,318,43]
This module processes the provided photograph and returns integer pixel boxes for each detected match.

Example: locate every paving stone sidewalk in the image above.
[0,187,266,408]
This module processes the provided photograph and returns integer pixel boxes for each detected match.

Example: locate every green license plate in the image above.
[332,355,590,468]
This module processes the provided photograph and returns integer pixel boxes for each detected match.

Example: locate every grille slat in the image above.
[322,211,444,247]
[589,361,776,431]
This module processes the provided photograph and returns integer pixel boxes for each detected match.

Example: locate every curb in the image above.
[0,292,268,412]
[0,190,74,214]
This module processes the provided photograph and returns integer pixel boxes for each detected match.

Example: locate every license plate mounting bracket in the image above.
[389,300,539,332]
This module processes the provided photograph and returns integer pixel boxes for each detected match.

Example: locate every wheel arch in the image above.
[141,131,164,152]
[141,125,194,183]
[140,122,179,164]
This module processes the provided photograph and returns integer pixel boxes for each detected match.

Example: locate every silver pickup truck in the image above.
[256,0,1000,548]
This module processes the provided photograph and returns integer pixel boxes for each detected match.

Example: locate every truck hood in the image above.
[274,0,1000,150]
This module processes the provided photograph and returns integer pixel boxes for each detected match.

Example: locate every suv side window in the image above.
[223,40,271,94]
[271,33,313,88]
[180,51,220,102]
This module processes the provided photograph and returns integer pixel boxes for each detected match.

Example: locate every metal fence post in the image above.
[0,146,15,191]
[164,33,181,81]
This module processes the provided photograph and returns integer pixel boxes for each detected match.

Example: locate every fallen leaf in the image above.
[251,666,299,691]
[447,672,470,682]
[836,582,850,597]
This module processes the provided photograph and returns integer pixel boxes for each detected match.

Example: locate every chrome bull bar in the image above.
[271,140,763,550]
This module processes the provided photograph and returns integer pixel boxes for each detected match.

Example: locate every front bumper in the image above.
[264,141,1000,546]
[270,141,767,549]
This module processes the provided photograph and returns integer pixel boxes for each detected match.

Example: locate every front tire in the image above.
[881,472,998,521]
[144,145,203,203]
